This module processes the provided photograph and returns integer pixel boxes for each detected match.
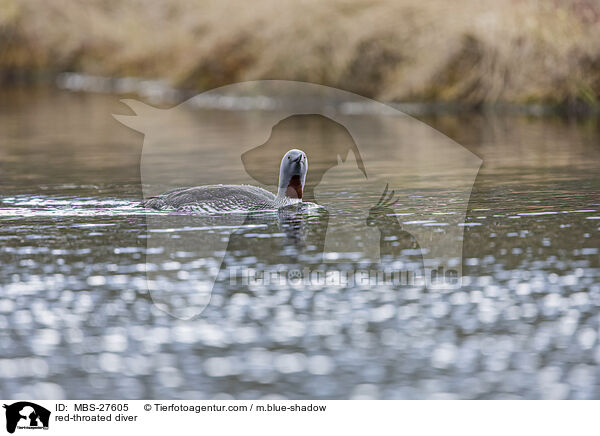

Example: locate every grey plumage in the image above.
[142,149,308,214]
[142,185,278,212]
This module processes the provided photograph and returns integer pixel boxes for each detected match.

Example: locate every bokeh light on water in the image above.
[0,88,599,399]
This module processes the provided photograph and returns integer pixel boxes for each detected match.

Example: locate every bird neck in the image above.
[277,175,303,201]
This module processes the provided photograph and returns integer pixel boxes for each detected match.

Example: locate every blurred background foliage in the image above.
[0,0,599,110]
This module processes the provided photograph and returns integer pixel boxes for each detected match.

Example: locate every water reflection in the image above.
[0,87,599,399]
[145,204,330,319]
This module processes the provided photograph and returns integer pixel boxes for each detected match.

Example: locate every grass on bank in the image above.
[0,0,599,109]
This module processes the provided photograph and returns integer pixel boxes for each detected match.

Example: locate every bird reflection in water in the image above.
[225,203,329,264]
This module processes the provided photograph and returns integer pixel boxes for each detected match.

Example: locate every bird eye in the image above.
[288,156,290,160]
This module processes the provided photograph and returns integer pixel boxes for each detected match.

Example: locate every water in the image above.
[1,86,599,399]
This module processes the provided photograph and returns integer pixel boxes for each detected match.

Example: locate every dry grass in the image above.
[1,0,599,107]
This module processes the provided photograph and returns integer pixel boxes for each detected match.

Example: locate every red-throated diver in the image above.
[142,149,308,213]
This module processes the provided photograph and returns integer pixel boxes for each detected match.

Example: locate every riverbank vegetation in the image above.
[1,0,599,110]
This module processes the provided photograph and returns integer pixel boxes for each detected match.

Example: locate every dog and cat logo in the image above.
[2,402,50,433]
